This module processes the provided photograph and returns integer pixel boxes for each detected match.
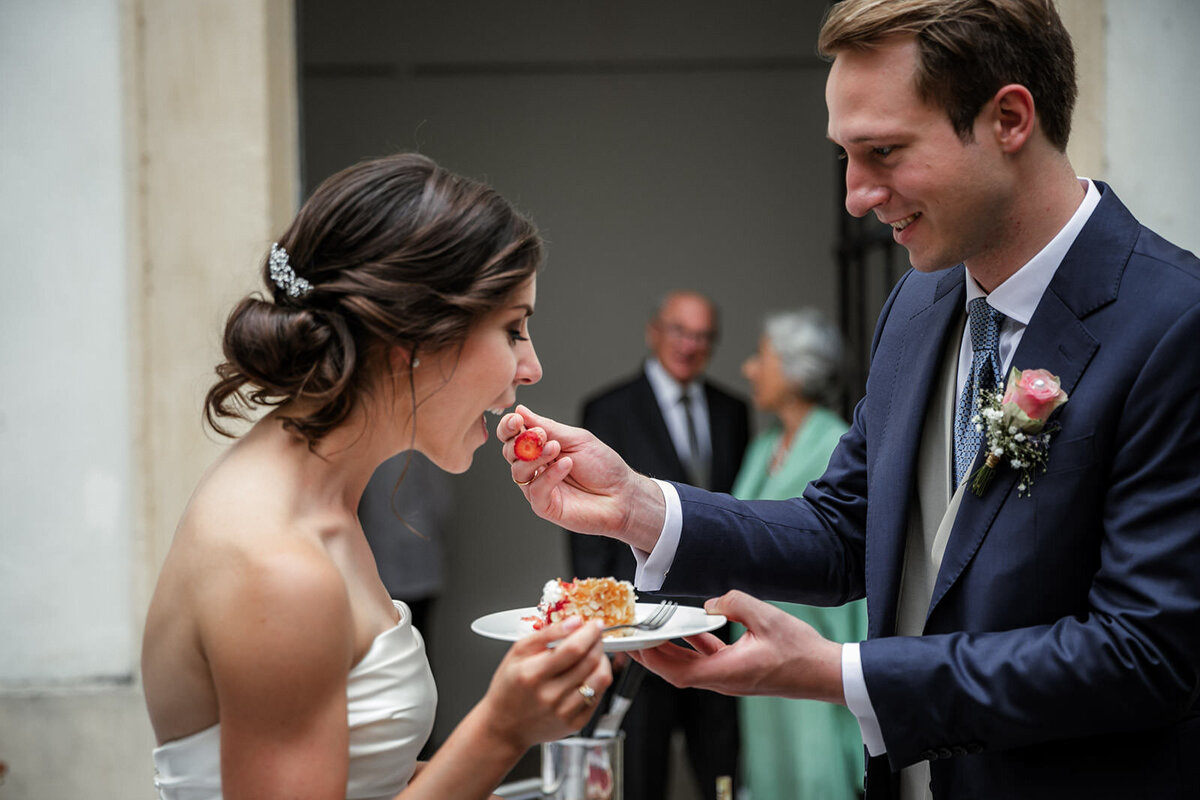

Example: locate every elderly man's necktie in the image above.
[679,393,709,488]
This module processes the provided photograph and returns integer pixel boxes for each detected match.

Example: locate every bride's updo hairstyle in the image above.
[205,153,543,444]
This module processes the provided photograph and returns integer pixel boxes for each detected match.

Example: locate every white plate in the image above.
[470,602,727,653]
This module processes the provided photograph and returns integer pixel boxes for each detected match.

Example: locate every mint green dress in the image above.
[731,406,866,799]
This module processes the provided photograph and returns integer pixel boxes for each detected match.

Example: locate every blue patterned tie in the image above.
[953,298,1005,488]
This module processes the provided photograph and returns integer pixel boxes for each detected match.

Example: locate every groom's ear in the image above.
[988,83,1036,154]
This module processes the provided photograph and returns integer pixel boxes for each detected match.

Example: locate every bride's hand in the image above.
[498,405,665,551]
[478,616,613,750]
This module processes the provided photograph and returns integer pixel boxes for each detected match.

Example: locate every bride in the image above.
[141,153,612,800]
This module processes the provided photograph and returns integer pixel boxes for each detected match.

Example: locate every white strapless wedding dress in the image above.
[152,600,437,800]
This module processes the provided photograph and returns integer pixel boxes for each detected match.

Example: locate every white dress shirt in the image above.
[644,357,713,470]
[636,179,1102,757]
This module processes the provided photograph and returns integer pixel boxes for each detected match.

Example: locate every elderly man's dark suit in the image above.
[661,184,1200,798]
[571,368,749,800]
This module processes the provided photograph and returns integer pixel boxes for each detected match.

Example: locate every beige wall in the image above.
[1102,0,1200,253]
[130,0,299,599]
[1059,0,1198,254]
[1059,0,1107,180]
[0,0,296,797]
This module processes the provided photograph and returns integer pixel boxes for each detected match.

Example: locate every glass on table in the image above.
[540,733,623,800]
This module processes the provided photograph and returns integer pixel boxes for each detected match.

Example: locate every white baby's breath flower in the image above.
[969,367,1067,498]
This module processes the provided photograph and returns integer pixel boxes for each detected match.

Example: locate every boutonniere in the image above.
[970,367,1069,497]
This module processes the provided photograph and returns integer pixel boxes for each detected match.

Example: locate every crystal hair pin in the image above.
[268,243,312,298]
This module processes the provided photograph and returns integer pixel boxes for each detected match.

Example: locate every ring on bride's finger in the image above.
[513,468,541,487]
[578,683,597,705]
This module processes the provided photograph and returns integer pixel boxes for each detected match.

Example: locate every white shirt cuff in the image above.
[842,642,887,756]
[631,479,681,591]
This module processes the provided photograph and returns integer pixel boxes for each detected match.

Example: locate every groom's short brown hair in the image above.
[818,0,1077,151]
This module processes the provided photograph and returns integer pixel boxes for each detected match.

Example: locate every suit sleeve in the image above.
[662,397,869,606]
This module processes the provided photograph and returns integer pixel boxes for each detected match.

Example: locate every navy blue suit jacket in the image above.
[662,184,1200,798]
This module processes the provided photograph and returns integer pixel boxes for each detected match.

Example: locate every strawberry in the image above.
[514,429,546,461]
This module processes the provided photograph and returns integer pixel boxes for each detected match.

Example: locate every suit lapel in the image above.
[704,384,735,489]
[928,293,1098,615]
[927,183,1129,618]
[632,374,689,481]
[870,268,965,638]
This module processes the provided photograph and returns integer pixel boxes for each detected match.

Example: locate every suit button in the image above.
[936,748,953,760]
[966,742,984,754]
[920,749,937,761]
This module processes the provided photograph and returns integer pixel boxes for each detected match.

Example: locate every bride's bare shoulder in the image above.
[178,457,349,630]
[142,445,352,742]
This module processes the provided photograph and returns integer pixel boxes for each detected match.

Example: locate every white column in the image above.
[0,0,297,796]
[1104,0,1200,253]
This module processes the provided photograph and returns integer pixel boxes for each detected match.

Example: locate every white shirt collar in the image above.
[643,358,712,466]
[965,178,1102,320]
[644,358,699,403]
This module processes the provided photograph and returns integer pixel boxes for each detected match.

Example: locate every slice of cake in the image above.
[526,577,637,633]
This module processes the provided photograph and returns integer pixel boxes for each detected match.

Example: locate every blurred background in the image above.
[2,1,1197,797]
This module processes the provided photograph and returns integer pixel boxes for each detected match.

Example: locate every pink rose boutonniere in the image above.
[970,367,1069,497]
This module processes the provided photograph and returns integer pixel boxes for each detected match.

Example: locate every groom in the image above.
[501,1,1200,798]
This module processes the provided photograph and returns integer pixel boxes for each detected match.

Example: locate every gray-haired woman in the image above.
[732,308,867,799]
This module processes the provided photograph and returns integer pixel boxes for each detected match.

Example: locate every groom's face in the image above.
[826,36,1013,274]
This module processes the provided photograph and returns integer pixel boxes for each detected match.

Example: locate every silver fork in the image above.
[602,601,678,633]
